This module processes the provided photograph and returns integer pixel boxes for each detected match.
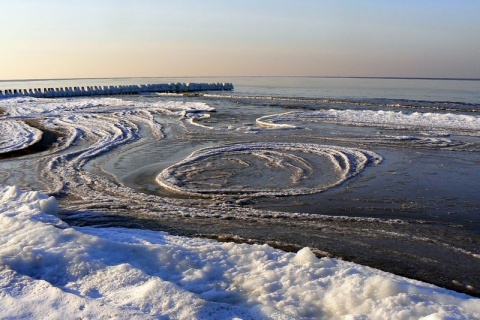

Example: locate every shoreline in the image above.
[57,205,480,298]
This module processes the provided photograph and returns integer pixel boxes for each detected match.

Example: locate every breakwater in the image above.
[0,82,234,99]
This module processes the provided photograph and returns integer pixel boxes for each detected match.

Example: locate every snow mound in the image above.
[1,185,479,319]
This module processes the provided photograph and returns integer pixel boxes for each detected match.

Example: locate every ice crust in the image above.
[1,185,479,319]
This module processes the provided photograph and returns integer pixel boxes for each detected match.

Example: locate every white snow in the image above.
[0,120,43,154]
[1,185,479,319]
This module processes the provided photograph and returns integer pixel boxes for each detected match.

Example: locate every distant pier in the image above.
[0,82,234,99]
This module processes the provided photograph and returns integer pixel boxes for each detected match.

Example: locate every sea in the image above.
[0,76,479,296]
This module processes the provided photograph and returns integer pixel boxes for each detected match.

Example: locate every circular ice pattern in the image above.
[156,142,382,197]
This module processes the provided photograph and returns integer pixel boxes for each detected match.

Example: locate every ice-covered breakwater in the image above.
[0,82,234,99]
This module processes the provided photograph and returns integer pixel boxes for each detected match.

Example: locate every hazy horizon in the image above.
[2,1,480,80]
[2,75,480,83]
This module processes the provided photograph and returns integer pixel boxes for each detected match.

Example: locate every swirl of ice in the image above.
[0,96,222,208]
[0,120,43,154]
[157,142,382,197]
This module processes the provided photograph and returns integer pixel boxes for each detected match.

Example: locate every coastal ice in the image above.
[0,95,477,220]
[0,120,43,154]
[0,96,394,222]
[1,94,480,317]
[157,142,382,197]
[0,97,216,197]
[257,109,480,135]
[1,185,479,319]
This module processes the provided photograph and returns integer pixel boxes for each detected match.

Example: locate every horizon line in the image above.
[1,75,480,82]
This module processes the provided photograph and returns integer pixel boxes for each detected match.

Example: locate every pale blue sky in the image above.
[1,0,479,79]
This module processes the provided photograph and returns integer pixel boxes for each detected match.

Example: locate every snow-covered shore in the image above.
[1,185,479,319]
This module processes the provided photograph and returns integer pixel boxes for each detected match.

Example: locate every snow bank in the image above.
[1,186,479,319]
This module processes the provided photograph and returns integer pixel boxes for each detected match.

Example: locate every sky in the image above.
[1,0,479,80]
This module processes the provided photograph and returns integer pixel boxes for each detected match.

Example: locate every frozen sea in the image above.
[1,76,480,319]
